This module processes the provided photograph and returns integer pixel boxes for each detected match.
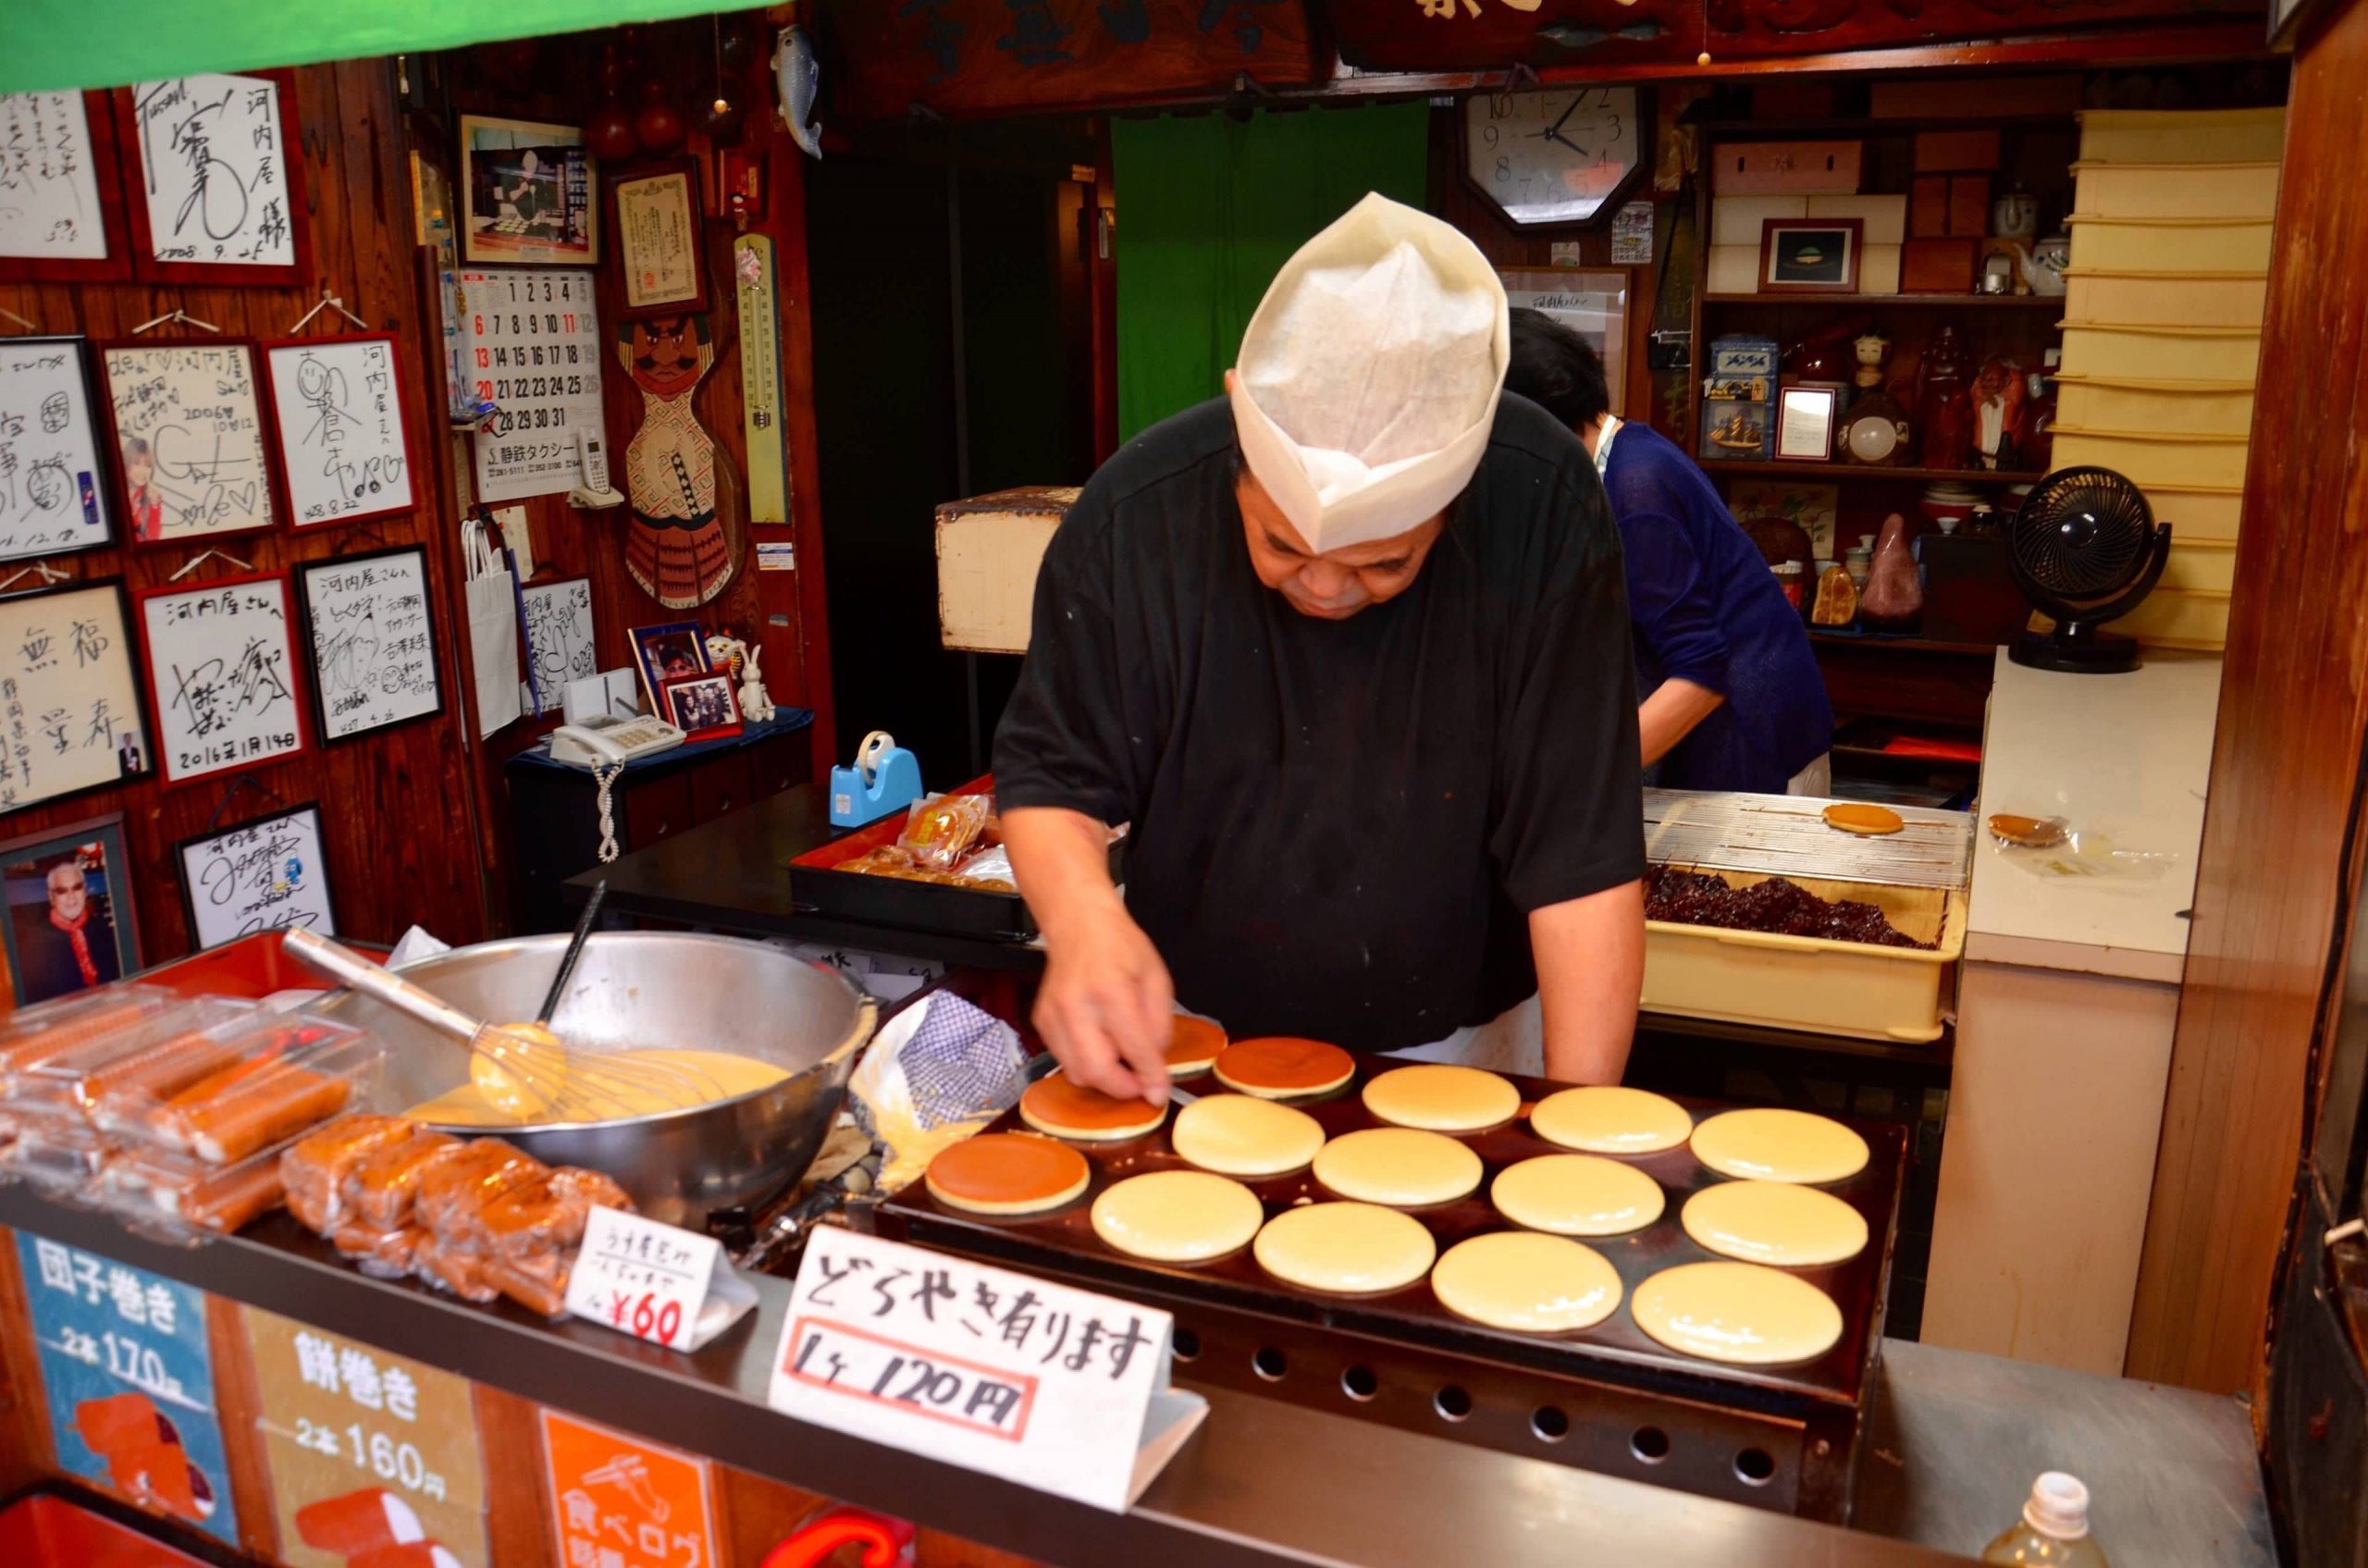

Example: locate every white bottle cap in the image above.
[2024,1472,2091,1540]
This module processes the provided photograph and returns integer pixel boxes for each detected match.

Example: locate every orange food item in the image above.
[925,1133,1092,1214]
[169,1062,352,1165]
[413,1241,497,1303]
[0,1000,161,1085]
[78,1030,249,1122]
[332,1222,423,1279]
[294,1486,425,1555]
[1017,1073,1166,1140]
[283,1115,419,1234]
[416,1139,544,1245]
[1213,1037,1356,1096]
[486,1255,571,1317]
[174,1157,287,1234]
[349,1130,462,1231]
[479,1167,632,1262]
[1822,802,1906,836]
[1167,1016,1227,1077]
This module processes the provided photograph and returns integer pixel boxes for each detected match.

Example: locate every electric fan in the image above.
[2006,466,2173,674]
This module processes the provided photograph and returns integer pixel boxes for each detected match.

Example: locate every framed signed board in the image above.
[0,91,133,283]
[0,579,152,814]
[133,571,310,786]
[98,340,281,547]
[294,547,444,742]
[0,337,119,562]
[173,802,334,947]
[113,71,311,285]
[262,334,416,530]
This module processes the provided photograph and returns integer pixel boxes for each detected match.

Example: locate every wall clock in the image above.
[1462,87,1648,229]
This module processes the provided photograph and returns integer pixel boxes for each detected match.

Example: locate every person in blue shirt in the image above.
[1506,308,1833,794]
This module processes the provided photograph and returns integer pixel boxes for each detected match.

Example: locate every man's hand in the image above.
[1003,807,1176,1104]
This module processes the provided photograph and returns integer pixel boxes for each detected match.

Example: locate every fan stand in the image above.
[2010,615,2143,674]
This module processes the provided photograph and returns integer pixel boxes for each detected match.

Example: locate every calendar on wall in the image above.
[455,267,603,502]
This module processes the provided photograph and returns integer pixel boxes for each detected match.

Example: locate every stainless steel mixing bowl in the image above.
[312,932,876,1229]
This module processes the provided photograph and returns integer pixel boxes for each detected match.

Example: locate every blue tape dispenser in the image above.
[831,729,923,830]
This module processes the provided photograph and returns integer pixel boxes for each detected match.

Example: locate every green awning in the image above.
[1,2,727,93]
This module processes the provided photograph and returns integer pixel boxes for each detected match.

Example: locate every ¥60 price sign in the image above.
[241,1306,488,1568]
[562,1206,731,1352]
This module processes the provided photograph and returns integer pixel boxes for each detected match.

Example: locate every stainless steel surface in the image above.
[1645,789,1977,891]
[285,927,487,1043]
[313,932,876,1229]
[1857,1339,2274,1567]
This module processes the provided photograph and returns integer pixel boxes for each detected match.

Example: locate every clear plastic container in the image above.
[7,997,259,1117]
[7,1107,118,1200]
[0,985,191,1093]
[1984,1473,2110,1566]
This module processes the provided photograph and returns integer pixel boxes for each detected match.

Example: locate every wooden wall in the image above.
[2123,0,2367,1393]
[0,61,491,990]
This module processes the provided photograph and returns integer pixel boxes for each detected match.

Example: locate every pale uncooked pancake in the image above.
[1823,802,1905,836]
[1491,1154,1665,1237]
[1168,1015,1227,1078]
[1018,1073,1167,1142]
[1312,1128,1482,1206]
[1090,1170,1264,1263]
[1529,1085,1692,1155]
[1360,1064,1519,1132]
[1682,1180,1868,1267]
[1252,1202,1437,1294]
[924,1134,1091,1216]
[1690,1108,1869,1184]
[1214,1037,1356,1098]
[1429,1231,1622,1332]
[1170,1093,1326,1178]
[1631,1261,1844,1364]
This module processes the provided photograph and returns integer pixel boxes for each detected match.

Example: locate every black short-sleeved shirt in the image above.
[993,395,1644,1051]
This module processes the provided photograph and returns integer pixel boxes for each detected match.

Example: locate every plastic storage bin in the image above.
[2076,107,2286,166]
[2051,428,2251,489]
[1639,870,1966,1044]
[2058,322,2262,383]
[2066,160,2281,219]
[2067,216,2274,274]
[2054,376,2256,438]
[2062,270,2268,329]
[2160,540,2237,594]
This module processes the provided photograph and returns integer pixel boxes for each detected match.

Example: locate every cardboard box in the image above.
[1947,175,1992,239]
[1714,141,1863,195]
[1711,194,1808,247]
[1805,193,1907,246]
[1914,129,2003,172]
[1911,175,1953,240]
[1902,238,1980,293]
[1707,244,1762,295]
[935,486,1080,654]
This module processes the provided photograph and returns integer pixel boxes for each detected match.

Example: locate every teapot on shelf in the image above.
[2016,235,2071,298]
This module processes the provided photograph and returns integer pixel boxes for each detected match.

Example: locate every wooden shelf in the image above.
[1701,459,2045,484]
[1702,293,2064,309]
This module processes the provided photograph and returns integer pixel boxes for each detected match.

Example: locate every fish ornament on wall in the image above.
[616,314,737,608]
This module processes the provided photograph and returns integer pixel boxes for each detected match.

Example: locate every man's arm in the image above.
[1530,878,1646,1084]
[1003,807,1176,1105]
[1638,677,1725,766]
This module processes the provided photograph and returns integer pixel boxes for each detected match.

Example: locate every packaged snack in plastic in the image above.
[7,997,255,1110]
[486,1254,570,1317]
[953,845,1017,887]
[349,1130,462,1232]
[413,1238,499,1303]
[0,985,185,1089]
[415,1139,544,1245]
[283,1115,419,1234]
[896,794,991,870]
[331,1222,423,1280]
[479,1167,632,1265]
[9,1108,115,1195]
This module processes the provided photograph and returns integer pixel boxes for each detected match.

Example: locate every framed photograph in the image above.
[1759,218,1863,294]
[262,334,417,530]
[460,115,598,265]
[294,548,445,743]
[173,802,334,948]
[0,814,139,1006]
[610,159,708,318]
[1498,269,1629,418]
[0,578,153,813]
[629,620,709,713]
[134,571,311,786]
[0,337,120,562]
[97,340,280,546]
[0,92,134,283]
[1776,384,1842,462]
[112,71,311,286]
[660,670,741,742]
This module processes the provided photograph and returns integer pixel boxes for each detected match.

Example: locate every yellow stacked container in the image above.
[2054,107,2283,650]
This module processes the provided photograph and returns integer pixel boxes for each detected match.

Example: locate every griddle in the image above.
[875,1065,1905,1523]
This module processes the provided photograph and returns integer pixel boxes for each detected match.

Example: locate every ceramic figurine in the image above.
[1972,356,2029,471]
[1853,332,1890,389]
[737,645,777,723]
[1858,512,1925,630]
[1917,327,1975,471]
[1992,187,2039,241]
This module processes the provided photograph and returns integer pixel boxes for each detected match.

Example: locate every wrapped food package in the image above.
[0,987,182,1089]
[413,1238,499,1303]
[896,794,991,870]
[332,1222,425,1280]
[349,1130,463,1232]
[166,1061,353,1166]
[142,1153,289,1235]
[486,1255,571,1317]
[283,1115,418,1233]
[478,1167,632,1266]
[415,1139,545,1247]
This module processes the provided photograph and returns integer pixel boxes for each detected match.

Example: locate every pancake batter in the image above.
[1091,1169,1264,1263]
[1690,1107,1868,1184]
[1490,1153,1664,1236]
[1631,1261,1843,1364]
[1362,1064,1519,1132]
[1170,1093,1326,1178]
[1681,1180,1868,1266]
[1529,1084,1692,1154]
[408,1048,788,1127]
[1429,1231,1622,1332]
[1253,1202,1437,1294]
[1312,1128,1482,1206]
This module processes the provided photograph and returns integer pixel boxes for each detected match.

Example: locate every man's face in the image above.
[1234,464,1445,622]
[47,866,84,921]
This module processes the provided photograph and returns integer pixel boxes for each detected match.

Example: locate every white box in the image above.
[935,486,1081,655]
[1806,193,1908,246]
[1710,194,1808,248]
[1707,245,1761,295]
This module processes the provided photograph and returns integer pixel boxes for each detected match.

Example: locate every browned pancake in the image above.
[1214,1037,1355,1097]
[1168,1015,1227,1077]
[924,1133,1092,1215]
[1018,1072,1167,1140]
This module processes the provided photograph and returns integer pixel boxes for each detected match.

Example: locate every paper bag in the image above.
[464,518,523,738]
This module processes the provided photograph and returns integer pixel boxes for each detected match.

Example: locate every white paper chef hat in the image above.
[1229,192,1509,553]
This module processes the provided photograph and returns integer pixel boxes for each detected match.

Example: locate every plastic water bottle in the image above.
[1983,1473,2110,1566]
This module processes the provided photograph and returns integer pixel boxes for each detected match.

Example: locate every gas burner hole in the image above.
[1530,1406,1570,1442]
[1631,1426,1671,1463]
[1340,1365,1379,1401]
[1252,1347,1289,1382]
[1735,1447,1778,1487]
[1434,1385,1474,1422]
[1170,1328,1200,1363]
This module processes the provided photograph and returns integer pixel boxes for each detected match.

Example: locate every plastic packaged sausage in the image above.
[169,1062,354,1166]
[413,1239,499,1303]
[348,1130,462,1232]
[332,1222,424,1280]
[414,1139,545,1246]
[283,1115,419,1234]
[0,986,182,1090]
[485,1255,570,1317]
[478,1166,633,1265]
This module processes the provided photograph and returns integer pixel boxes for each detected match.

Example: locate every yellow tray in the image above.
[2160,539,2236,594]
[2063,271,2267,329]
[2117,586,2231,649]
[2051,427,2251,489]
[2059,322,2263,382]
[1641,870,1964,1045]
[2076,108,2286,166]
[2068,160,2281,219]
[2054,375,2256,438]
[2066,216,2274,274]
[2136,484,2245,543]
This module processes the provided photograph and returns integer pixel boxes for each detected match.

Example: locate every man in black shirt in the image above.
[994,194,1645,1105]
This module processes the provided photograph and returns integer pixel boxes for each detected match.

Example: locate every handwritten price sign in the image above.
[562,1207,755,1352]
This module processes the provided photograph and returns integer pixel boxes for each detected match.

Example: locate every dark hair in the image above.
[1504,306,1610,434]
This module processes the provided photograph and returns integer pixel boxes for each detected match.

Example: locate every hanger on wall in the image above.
[168,548,257,583]
[0,560,71,595]
[0,305,38,333]
[130,307,222,336]
[200,772,290,833]
[283,285,372,337]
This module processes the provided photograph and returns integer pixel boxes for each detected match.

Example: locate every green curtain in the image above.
[0,1,722,93]
[1113,104,1432,442]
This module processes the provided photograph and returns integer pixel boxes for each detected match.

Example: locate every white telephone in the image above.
[549,714,685,767]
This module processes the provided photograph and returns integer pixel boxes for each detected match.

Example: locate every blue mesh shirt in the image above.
[1601,423,1833,792]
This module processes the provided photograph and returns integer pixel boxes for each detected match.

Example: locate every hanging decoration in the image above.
[616,315,734,609]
